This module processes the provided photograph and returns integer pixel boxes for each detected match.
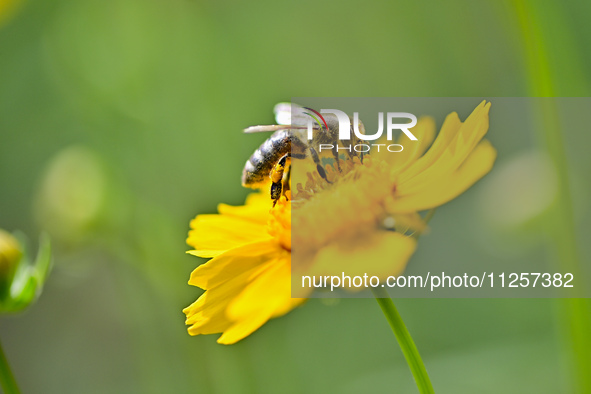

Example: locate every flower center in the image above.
[288,156,395,256]
[267,197,291,251]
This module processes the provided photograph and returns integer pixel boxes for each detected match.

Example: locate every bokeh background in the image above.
[1,0,590,393]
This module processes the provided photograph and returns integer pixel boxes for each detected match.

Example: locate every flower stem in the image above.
[513,1,591,392]
[0,338,20,394]
[372,287,434,393]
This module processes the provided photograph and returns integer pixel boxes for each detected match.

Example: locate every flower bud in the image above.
[0,230,52,313]
[0,229,22,296]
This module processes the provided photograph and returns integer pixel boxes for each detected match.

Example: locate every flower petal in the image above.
[217,193,272,223]
[216,313,271,345]
[399,101,490,191]
[187,214,271,258]
[184,243,288,340]
[217,256,305,344]
[394,116,436,171]
[184,257,275,336]
[398,110,463,180]
[371,116,436,170]
[226,256,301,320]
[309,231,417,283]
[389,139,497,212]
[188,240,282,290]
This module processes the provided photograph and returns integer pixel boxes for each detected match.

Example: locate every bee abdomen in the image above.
[242,129,293,188]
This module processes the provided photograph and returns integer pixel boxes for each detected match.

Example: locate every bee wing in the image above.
[243,125,286,133]
[273,103,293,125]
[244,103,318,133]
[274,102,311,127]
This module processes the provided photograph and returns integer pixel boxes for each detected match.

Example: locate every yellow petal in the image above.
[399,101,490,190]
[217,192,272,223]
[371,116,436,170]
[218,256,305,344]
[389,139,497,212]
[188,240,282,290]
[187,214,271,257]
[217,313,271,345]
[184,293,233,335]
[184,259,273,336]
[226,256,300,320]
[309,231,417,282]
[184,244,287,339]
[393,116,436,172]
[398,110,463,180]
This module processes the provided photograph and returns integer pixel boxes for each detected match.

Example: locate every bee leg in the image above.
[283,160,292,196]
[331,143,342,172]
[270,154,291,206]
[309,147,331,183]
[332,128,357,165]
[270,182,282,206]
[345,138,358,161]
[341,136,366,164]
[358,136,367,163]
[280,155,292,199]
[348,123,366,163]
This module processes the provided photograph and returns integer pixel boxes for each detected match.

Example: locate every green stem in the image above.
[372,287,434,393]
[513,1,591,392]
[0,338,20,394]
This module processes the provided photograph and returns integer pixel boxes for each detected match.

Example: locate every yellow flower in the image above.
[183,193,303,344]
[289,100,496,286]
[376,100,496,213]
[184,101,496,344]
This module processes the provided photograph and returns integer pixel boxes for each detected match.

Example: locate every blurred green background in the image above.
[1,0,590,393]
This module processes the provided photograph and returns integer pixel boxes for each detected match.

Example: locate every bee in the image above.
[241,103,364,205]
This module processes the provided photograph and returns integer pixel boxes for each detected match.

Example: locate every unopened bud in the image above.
[0,231,52,313]
[0,229,21,293]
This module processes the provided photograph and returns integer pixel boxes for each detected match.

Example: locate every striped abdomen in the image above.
[241,129,306,188]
